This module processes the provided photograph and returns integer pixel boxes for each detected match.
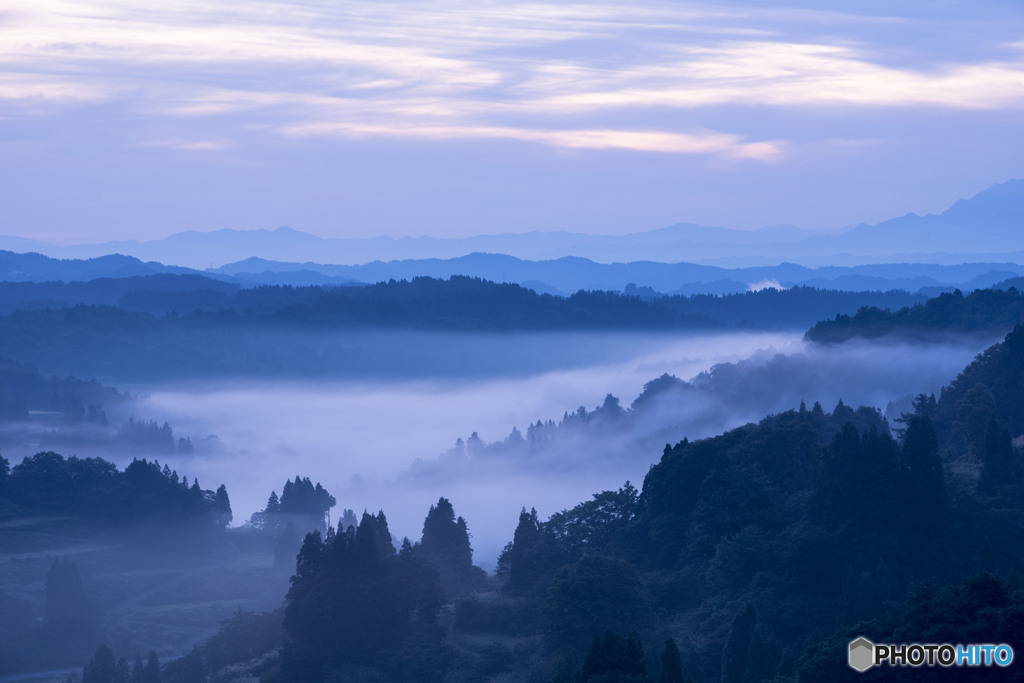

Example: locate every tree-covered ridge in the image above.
[0,273,925,327]
[0,273,239,315]
[158,390,1023,681]
[248,476,338,534]
[0,274,946,382]
[649,285,923,330]
[0,276,716,332]
[15,304,1024,680]
[43,395,1024,680]
[805,285,1024,342]
[0,354,125,424]
[933,321,1024,442]
[791,572,1024,681]
[0,452,231,538]
[281,511,448,681]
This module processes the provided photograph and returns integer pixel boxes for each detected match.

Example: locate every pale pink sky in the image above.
[0,0,1021,243]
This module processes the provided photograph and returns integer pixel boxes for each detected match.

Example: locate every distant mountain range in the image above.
[0,251,195,281]
[3,180,1021,269]
[2,249,1024,297]
[210,254,1024,297]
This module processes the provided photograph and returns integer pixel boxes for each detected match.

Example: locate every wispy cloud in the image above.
[2,0,1021,157]
[281,120,783,159]
[143,138,231,151]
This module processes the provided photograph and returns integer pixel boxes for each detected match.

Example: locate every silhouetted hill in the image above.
[3,180,1021,267]
[0,251,199,282]
[0,354,126,423]
[840,178,1024,255]
[0,274,240,314]
[0,276,939,381]
[805,285,1024,343]
[212,253,1024,295]
[4,245,1023,298]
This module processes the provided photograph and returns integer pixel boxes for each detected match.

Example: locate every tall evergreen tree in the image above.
[497,507,555,591]
[419,497,477,595]
[142,650,161,683]
[212,484,232,527]
[575,631,647,682]
[658,638,686,683]
[0,451,8,495]
[282,511,443,678]
[82,645,121,683]
[979,417,1017,494]
[900,414,948,534]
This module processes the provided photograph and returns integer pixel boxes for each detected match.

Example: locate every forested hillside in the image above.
[36,322,1024,681]
[0,275,928,382]
[806,285,1024,342]
[3,282,1023,681]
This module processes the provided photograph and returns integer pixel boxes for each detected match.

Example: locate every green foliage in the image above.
[720,604,779,683]
[162,610,280,682]
[899,414,949,535]
[543,556,653,653]
[0,353,124,423]
[417,496,481,597]
[254,476,336,535]
[497,507,563,593]
[116,418,176,453]
[810,419,949,537]
[978,417,1018,495]
[144,652,161,683]
[82,645,121,683]
[658,639,686,683]
[281,511,444,679]
[0,277,934,382]
[927,324,1024,440]
[792,573,1024,680]
[576,631,648,682]
[212,484,232,527]
[547,483,640,561]
[2,454,231,544]
[806,286,1024,343]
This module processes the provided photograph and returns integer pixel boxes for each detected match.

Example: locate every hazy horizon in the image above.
[2,329,991,568]
[2,1,1021,245]
[2,2,1021,678]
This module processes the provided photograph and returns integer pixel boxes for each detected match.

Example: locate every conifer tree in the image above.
[419,497,476,595]
[900,414,948,534]
[980,417,1016,494]
[659,638,686,683]
[213,484,232,527]
[143,651,161,683]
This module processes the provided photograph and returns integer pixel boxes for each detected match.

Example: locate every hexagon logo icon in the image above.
[848,637,874,672]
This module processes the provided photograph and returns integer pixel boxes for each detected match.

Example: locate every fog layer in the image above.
[7,331,991,567]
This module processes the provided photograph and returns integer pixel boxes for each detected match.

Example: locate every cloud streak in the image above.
[3,0,1020,158]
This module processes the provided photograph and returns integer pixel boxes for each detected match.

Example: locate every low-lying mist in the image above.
[4,330,994,568]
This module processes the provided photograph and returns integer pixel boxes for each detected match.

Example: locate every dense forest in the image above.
[806,285,1024,342]
[0,354,125,423]
[0,272,924,325]
[2,278,1023,681]
[2,319,1023,680]
[0,275,932,382]
[187,324,1022,681]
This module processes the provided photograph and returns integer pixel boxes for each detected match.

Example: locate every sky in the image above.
[1,0,1022,243]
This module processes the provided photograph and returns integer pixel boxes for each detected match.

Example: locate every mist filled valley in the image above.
[4,272,1024,681]
[5,0,1024,677]
[2,329,993,568]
